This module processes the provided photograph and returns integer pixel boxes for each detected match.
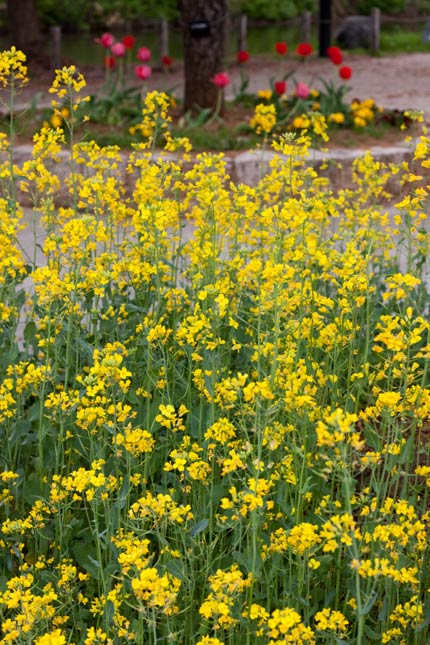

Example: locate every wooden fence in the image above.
[46,9,430,70]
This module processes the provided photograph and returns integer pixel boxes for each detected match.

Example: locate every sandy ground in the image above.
[6,51,430,116]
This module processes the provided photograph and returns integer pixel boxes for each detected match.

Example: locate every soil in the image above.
[5,51,430,150]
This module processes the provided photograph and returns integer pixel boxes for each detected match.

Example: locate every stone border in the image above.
[8,141,416,206]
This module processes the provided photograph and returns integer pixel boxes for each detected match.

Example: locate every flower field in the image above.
[2,48,430,644]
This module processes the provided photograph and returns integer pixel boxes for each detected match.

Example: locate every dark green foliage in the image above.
[229,0,316,19]
[35,0,93,31]
[35,0,178,31]
[357,0,406,14]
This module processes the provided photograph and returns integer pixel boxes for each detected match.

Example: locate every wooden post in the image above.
[319,0,331,57]
[225,10,231,56]
[371,7,380,53]
[160,18,169,59]
[301,11,312,43]
[50,25,61,70]
[238,13,248,52]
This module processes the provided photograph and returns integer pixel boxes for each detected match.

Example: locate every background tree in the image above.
[179,0,227,113]
[5,0,42,57]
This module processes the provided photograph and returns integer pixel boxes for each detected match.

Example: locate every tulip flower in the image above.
[212,72,230,88]
[327,46,343,65]
[296,42,313,57]
[111,42,126,58]
[137,47,151,62]
[339,65,352,80]
[135,65,152,80]
[296,82,310,99]
[237,50,250,64]
[275,42,287,55]
[123,35,136,50]
[274,80,286,96]
[96,32,115,48]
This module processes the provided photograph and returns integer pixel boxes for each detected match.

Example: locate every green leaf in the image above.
[9,419,31,446]
[166,559,186,581]
[364,625,382,639]
[360,590,378,615]
[103,599,115,626]
[72,541,101,580]
[189,518,209,537]
[22,473,46,504]
[23,321,37,347]
[117,475,130,510]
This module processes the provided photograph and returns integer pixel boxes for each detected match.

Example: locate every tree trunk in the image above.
[180,0,227,113]
[6,0,43,58]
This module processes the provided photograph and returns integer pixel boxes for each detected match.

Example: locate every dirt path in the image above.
[7,51,430,116]
[223,52,430,114]
[284,52,430,114]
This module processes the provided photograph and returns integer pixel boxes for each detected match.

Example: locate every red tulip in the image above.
[104,55,115,69]
[275,42,287,55]
[237,50,250,63]
[274,80,286,95]
[296,42,313,57]
[339,65,352,80]
[123,35,136,50]
[327,46,343,65]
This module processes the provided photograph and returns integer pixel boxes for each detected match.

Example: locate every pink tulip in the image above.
[296,82,310,99]
[137,47,151,62]
[96,32,115,48]
[212,72,230,88]
[135,65,152,80]
[111,42,126,57]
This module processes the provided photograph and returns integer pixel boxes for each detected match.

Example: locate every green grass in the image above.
[379,23,430,53]
[170,124,262,151]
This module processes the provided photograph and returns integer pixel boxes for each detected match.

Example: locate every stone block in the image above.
[335,16,373,50]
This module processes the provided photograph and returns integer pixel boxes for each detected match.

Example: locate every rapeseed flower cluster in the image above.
[249,104,277,134]
[0,46,27,88]
[351,98,376,128]
[129,90,172,145]
[1,48,430,644]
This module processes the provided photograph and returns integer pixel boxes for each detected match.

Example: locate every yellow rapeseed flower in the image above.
[328,112,345,124]
[0,46,28,87]
[34,629,67,645]
[250,103,277,135]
